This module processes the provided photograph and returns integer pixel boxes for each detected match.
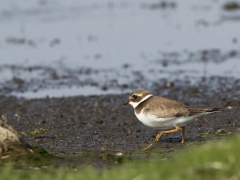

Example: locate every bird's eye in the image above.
[132,95,138,99]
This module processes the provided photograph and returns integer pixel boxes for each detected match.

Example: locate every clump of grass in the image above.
[99,135,240,179]
[1,135,240,179]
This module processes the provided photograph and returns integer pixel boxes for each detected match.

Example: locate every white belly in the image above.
[135,111,200,130]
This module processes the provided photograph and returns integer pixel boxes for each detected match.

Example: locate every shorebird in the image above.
[124,89,220,149]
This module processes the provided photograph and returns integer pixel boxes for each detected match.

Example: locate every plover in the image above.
[123,89,220,148]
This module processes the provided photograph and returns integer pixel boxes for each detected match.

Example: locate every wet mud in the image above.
[0,77,240,168]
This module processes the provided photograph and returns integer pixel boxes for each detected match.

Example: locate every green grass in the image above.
[1,135,240,180]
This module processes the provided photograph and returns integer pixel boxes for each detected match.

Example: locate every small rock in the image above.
[115,152,123,156]
[0,115,36,158]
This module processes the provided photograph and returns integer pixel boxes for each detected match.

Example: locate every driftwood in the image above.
[0,115,33,159]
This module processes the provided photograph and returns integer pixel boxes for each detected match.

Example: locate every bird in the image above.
[123,89,220,149]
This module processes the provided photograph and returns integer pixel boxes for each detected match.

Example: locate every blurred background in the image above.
[0,0,239,98]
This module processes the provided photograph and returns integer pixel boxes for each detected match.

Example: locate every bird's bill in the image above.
[123,100,129,105]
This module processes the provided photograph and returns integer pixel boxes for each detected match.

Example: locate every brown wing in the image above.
[135,96,220,118]
[135,96,190,118]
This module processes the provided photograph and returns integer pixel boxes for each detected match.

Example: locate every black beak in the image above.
[123,100,129,105]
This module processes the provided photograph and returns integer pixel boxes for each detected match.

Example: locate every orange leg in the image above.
[181,127,185,143]
[155,125,180,142]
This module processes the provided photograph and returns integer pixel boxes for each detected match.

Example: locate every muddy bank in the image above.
[0,78,240,168]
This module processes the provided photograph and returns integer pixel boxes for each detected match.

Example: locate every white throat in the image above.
[129,94,153,108]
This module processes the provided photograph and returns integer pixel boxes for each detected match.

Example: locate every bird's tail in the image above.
[205,108,221,113]
[188,107,220,116]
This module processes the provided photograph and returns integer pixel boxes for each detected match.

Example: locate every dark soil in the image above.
[0,77,240,169]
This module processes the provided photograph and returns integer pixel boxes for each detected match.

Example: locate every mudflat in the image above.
[1,77,239,168]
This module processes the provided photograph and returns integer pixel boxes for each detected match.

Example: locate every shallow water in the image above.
[0,0,240,98]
